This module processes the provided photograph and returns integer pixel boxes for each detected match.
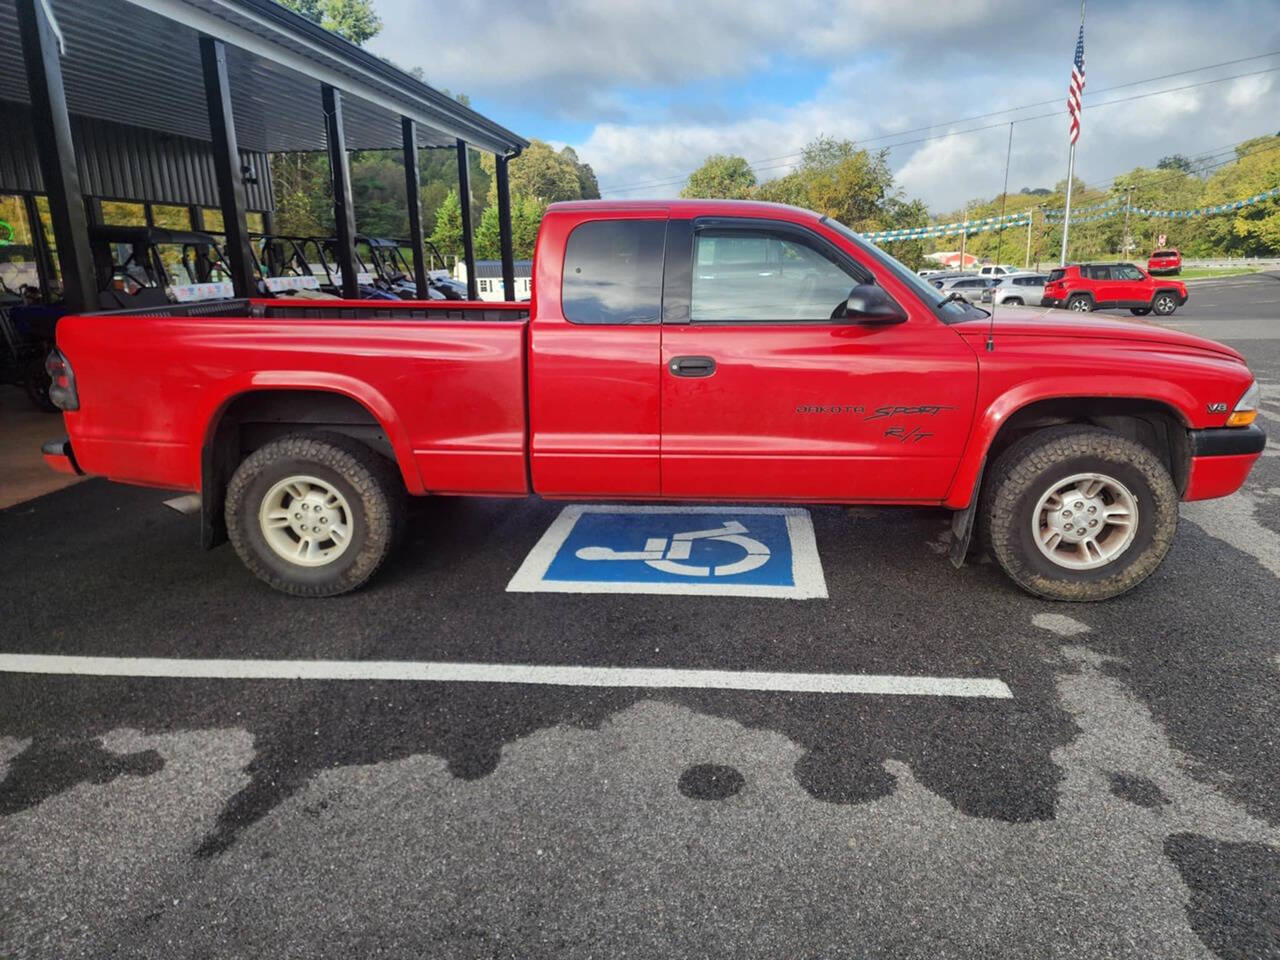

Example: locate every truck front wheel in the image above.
[225,432,404,597]
[981,426,1178,601]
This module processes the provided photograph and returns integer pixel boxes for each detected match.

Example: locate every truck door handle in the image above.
[669,356,716,377]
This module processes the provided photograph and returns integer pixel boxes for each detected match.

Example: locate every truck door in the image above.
[528,214,667,497]
[660,218,978,502]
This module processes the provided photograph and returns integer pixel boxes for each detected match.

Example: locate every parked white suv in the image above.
[991,272,1050,306]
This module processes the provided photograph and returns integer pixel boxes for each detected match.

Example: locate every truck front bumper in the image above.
[1184,425,1265,500]
[43,437,83,476]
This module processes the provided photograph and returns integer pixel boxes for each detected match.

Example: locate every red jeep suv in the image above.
[1041,263,1189,316]
[1148,248,1182,275]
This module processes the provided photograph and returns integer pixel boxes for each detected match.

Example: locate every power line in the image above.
[606,64,1280,194]
[599,52,1280,195]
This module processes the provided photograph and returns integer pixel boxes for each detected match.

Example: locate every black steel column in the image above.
[323,84,359,299]
[495,153,516,301]
[199,36,255,298]
[401,117,429,296]
[189,205,205,230]
[84,197,102,226]
[16,0,95,312]
[455,138,477,300]
[24,193,56,302]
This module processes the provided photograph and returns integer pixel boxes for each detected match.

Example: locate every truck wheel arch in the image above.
[200,384,423,549]
[945,392,1193,514]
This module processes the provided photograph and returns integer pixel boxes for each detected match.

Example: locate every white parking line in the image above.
[0,654,1012,699]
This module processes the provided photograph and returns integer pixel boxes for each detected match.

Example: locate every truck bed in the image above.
[57,298,532,497]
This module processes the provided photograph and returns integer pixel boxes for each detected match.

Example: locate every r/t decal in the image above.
[885,426,933,444]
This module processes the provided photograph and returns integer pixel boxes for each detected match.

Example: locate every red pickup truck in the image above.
[43,199,1265,601]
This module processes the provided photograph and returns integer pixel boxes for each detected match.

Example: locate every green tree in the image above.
[474,183,502,259]
[791,137,895,229]
[270,152,333,235]
[513,196,545,259]
[508,139,583,203]
[1198,135,1280,257]
[558,146,601,199]
[1157,154,1194,174]
[428,189,464,259]
[748,137,896,230]
[277,0,381,44]
[681,154,757,199]
[751,171,808,208]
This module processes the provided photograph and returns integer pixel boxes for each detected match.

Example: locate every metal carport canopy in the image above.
[0,0,528,156]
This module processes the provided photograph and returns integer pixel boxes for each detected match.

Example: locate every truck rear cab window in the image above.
[562,219,667,324]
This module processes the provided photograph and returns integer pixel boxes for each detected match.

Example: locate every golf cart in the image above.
[0,251,57,411]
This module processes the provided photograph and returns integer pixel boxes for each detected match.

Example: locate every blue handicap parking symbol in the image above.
[507,506,827,599]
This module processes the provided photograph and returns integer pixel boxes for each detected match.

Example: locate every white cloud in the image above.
[368,0,1280,212]
[368,0,1035,112]
[1226,73,1274,108]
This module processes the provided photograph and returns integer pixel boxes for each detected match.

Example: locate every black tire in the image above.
[23,354,57,412]
[1005,297,1024,305]
[1151,292,1179,316]
[1066,294,1093,313]
[1130,307,1151,316]
[225,432,405,597]
[980,425,1178,601]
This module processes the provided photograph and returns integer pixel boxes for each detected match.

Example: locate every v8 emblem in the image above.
[1206,402,1229,413]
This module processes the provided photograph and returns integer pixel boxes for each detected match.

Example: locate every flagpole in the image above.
[1059,0,1085,266]
[1059,145,1076,265]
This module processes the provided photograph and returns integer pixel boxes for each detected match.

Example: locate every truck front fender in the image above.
[942,376,1196,510]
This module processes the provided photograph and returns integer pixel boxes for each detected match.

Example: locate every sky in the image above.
[366,0,1280,215]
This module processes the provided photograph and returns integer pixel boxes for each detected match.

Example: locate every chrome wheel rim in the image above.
[1069,298,1090,312]
[259,474,354,567]
[1154,294,1175,314]
[1032,472,1138,570]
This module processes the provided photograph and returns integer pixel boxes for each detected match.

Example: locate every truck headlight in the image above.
[1227,380,1260,427]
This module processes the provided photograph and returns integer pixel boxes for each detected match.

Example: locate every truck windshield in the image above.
[820,216,981,323]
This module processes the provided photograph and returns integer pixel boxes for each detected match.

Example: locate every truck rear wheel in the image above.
[981,426,1178,601]
[225,432,404,597]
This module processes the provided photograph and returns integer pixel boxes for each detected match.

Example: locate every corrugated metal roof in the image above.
[0,101,275,209]
[0,0,526,155]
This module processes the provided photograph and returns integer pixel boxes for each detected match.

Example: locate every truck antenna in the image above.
[987,122,1015,353]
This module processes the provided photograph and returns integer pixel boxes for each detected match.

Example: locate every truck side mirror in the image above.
[844,283,908,324]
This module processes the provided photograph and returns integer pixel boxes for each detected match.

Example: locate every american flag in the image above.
[1068,24,1086,144]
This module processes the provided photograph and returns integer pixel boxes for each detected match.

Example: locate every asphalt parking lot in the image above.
[2,273,1279,959]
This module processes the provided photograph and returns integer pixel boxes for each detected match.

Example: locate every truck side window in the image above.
[562,219,667,324]
[691,228,857,322]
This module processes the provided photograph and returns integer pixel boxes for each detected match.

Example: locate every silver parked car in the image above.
[936,275,998,303]
[990,272,1049,306]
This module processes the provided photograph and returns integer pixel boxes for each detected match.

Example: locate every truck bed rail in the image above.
[87,298,529,322]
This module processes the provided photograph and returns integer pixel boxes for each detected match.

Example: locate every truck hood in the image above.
[955,305,1244,362]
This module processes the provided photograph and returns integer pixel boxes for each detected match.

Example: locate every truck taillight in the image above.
[46,348,79,411]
